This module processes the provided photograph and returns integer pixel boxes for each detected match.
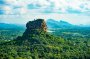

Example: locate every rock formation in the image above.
[23,19,47,36]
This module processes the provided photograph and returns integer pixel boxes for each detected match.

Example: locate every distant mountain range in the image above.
[46,19,78,29]
[0,19,90,30]
[0,23,25,30]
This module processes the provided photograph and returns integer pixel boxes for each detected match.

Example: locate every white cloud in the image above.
[0,0,90,15]
[1,0,90,25]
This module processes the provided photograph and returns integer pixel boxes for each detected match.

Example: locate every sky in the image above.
[0,0,90,25]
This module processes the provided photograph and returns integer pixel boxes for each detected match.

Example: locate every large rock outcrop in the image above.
[23,19,47,36]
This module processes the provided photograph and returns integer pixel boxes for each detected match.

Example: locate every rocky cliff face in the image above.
[23,19,47,36]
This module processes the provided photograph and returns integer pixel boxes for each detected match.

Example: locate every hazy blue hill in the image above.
[0,23,25,30]
[79,24,90,27]
[59,20,72,27]
[46,19,60,28]
[46,19,78,29]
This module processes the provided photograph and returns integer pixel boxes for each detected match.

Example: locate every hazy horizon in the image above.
[0,0,90,25]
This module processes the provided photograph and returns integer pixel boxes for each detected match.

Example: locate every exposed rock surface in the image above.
[23,19,47,36]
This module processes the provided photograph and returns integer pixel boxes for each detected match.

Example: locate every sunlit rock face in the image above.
[23,19,47,36]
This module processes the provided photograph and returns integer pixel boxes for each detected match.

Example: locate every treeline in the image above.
[0,29,90,59]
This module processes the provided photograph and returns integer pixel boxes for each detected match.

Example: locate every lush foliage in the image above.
[0,27,90,59]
